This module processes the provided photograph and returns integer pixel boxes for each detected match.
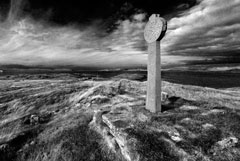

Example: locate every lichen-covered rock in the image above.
[137,113,151,122]
[214,136,238,150]
[117,79,146,95]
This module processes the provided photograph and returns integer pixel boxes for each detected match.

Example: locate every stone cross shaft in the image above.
[144,14,167,113]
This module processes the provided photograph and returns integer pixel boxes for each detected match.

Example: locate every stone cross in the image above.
[144,14,167,113]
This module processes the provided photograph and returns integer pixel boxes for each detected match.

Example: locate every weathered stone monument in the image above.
[144,14,167,113]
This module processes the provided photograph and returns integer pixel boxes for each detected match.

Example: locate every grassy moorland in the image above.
[0,75,240,161]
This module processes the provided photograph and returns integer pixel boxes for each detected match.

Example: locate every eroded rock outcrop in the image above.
[89,106,193,161]
[1,79,240,161]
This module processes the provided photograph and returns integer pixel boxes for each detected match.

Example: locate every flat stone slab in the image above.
[201,109,225,116]
[102,106,133,131]
[180,105,199,111]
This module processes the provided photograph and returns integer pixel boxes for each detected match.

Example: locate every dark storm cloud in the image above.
[1,0,197,25]
[1,0,240,68]
[164,0,240,61]
[0,0,198,68]
[0,14,148,67]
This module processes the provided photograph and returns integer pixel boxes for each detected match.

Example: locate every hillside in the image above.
[0,78,240,161]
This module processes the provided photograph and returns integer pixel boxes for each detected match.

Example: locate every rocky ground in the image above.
[0,77,240,161]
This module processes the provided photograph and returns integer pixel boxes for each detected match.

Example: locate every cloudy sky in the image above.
[0,0,240,69]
